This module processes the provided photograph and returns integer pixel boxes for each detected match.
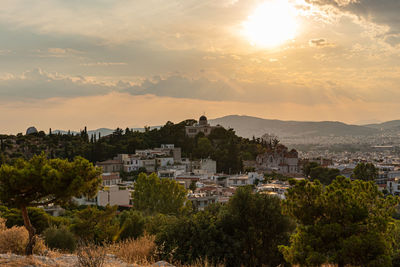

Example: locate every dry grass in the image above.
[76,242,107,267]
[0,217,47,255]
[108,234,156,265]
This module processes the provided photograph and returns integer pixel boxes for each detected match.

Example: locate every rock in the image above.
[152,261,175,267]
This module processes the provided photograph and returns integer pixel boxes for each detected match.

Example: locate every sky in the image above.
[1,0,400,133]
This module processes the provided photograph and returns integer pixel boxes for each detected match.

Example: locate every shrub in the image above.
[108,235,156,264]
[118,210,146,240]
[76,242,106,267]
[0,218,46,255]
[0,220,27,254]
[43,226,76,252]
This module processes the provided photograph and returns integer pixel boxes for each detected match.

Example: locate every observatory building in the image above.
[185,116,221,137]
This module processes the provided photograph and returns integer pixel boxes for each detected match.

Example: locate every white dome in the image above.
[26,127,38,135]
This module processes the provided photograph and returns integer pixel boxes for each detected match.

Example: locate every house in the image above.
[226,175,253,187]
[188,193,218,211]
[256,144,299,174]
[101,172,122,186]
[96,159,123,173]
[97,185,132,207]
[387,178,400,195]
[185,116,221,137]
[191,158,217,174]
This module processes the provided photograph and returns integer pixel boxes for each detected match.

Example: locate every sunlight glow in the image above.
[242,0,299,48]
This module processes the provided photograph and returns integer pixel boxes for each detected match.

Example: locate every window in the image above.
[189,129,197,133]
[241,180,245,185]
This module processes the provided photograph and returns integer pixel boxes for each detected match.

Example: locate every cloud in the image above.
[309,38,335,48]
[124,74,358,105]
[0,68,113,99]
[80,62,128,67]
[307,0,400,44]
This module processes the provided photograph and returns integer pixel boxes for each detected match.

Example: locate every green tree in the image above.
[157,187,293,266]
[189,180,197,192]
[0,153,101,254]
[303,161,320,178]
[43,226,77,252]
[0,206,50,234]
[221,186,293,266]
[195,137,213,158]
[118,209,146,240]
[132,173,191,215]
[280,177,398,267]
[70,205,120,243]
[352,162,378,181]
[309,166,340,185]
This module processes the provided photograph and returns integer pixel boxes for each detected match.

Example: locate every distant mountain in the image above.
[364,120,400,131]
[210,115,380,139]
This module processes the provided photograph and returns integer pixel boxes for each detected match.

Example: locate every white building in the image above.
[97,185,132,207]
[185,116,221,137]
[191,158,217,174]
[387,178,400,195]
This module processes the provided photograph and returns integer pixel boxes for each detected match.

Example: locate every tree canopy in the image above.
[352,162,378,181]
[309,166,341,185]
[132,173,191,215]
[157,186,293,266]
[280,176,398,267]
[0,153,101,254]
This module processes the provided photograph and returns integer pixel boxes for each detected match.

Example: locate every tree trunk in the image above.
[21,205,36,255]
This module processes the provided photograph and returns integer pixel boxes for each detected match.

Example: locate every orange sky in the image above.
[0,0,399,133]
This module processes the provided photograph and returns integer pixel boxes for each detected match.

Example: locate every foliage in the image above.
[280,176,398,267]
[70,206,120,244]
[220,186,293,266]
[0,153,101,254]
[309,166,341,185]
[0,206,50,234]
[132,173,191,215]
[352,162,378,181]
[264,171,290,182]
[43,226,77,252]
[189,180,197,192]
[118,209,146,240]
[302,161,320,177]
[156,187,293,266]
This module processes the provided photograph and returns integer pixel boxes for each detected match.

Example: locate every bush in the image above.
[0,218,27,254]
[118,210,146,240]
[70,206,119,243]
[108,235,156,264]
[43,226,76,252]
[0,218,46,255]
[76,242,106,267]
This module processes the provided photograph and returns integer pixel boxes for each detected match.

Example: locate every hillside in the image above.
[210,115,380,139]
[364,120,400,131]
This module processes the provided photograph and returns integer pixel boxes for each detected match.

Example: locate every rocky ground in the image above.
[0,253,174,267]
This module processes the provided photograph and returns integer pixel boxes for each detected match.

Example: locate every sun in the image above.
[242,0,299,48]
